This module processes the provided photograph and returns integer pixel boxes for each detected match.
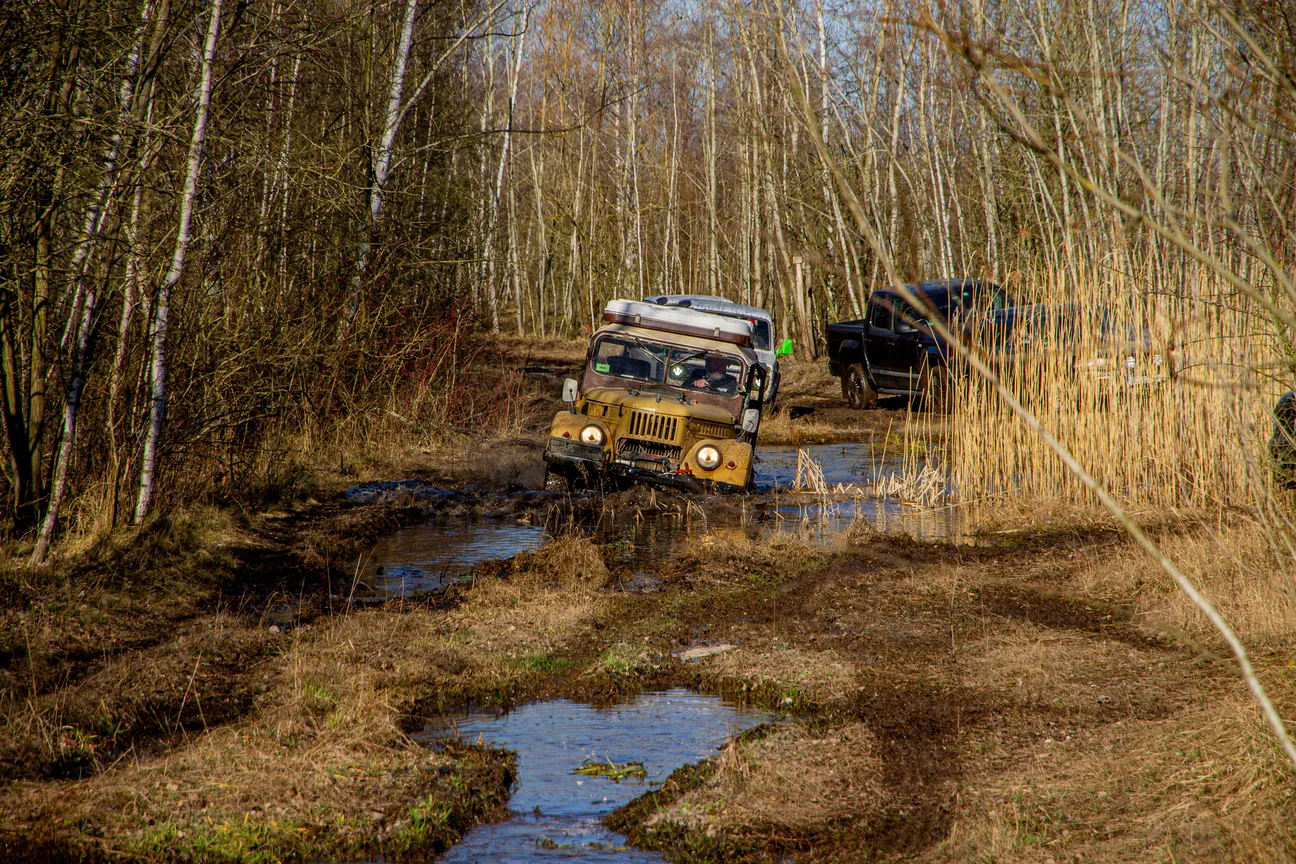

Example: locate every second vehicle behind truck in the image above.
[827,279,1012,408]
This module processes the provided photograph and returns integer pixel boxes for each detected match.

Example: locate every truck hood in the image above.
[582,387,738,424]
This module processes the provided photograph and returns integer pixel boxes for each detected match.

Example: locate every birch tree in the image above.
[135,0,223,523]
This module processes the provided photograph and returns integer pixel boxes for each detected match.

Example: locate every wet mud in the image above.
[346,442,963,601]
[1,414,1245,864]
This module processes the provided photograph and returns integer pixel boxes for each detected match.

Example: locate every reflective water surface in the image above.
[358,520,547,596]
[404,691,773,862]
[352,443,962,597]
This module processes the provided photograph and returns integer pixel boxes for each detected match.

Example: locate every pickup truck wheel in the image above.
[843,363,878,409]
[920,364,951,414]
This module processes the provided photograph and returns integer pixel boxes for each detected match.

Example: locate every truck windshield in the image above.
[587,336,744,397]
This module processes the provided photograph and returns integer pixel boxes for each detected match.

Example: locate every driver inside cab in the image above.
[690,355,739,395]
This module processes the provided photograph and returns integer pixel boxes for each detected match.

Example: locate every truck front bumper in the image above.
[544,437,747,494]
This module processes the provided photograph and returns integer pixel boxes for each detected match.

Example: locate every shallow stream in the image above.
[359,520,548,596]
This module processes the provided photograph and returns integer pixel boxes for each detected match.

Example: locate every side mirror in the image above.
[562,378,578,413]
[775,338,794,357]
[741,408,760,435]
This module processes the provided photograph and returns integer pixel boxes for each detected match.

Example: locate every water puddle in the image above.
[416,690,775,862]
[352,443,962,598]
[755,442,906,490]
[358,518,547,597]
[756,443,960,542]
[754,442,949,495]
[590,494,958,581]
[592,444,961,575]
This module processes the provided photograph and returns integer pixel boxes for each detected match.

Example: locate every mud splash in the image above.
[411,691,774,862]
[593,444,961,574]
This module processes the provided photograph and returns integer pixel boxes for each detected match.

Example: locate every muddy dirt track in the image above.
[0,357,1291,863]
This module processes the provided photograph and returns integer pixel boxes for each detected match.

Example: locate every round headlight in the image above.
[695,445,722,470]
[579,424,605,446]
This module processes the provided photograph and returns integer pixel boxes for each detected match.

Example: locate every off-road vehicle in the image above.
[826,279,1012,408]
[544,299,767,492]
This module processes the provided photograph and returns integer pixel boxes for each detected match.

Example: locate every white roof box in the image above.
[602,299,753,346]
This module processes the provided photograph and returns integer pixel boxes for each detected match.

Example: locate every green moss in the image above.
[574,759,647,782]
[597,643,658,677]
[129,820,309,864]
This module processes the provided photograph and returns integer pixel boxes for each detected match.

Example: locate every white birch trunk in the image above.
[705,22,719,297]
[348,0,418,322]
[58,0,151,353]
[32,0,154,561]
[482,3,530,333]
[134,0,222,524]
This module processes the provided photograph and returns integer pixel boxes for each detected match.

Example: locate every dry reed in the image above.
[949,266,1280,510]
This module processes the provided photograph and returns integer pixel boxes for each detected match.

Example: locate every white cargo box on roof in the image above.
[602,299,753,346]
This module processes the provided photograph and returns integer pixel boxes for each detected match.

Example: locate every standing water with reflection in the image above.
[398,691,773,862]
[359,520,547,597]
[351,442,961,601]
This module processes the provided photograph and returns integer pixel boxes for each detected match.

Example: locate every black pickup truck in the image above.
[826,279,1012,408]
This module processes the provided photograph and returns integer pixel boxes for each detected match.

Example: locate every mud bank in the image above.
[3,429,1293,863]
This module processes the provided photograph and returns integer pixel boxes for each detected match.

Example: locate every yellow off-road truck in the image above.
[544,299,768,493]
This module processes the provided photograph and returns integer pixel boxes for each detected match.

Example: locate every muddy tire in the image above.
[842,363,878,410]
[543,467,568,493]
[545,465,590,493]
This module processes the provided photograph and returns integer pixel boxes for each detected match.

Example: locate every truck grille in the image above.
[617,438,683,472]
[690,420,733,440]
[627,410,680,443]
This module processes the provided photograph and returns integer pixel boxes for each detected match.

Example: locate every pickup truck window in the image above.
[868,298,893,330]
[949,285,1009,315]
[894,300,922,332]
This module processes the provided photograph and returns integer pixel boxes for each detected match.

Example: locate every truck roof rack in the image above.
[602,299,753,346]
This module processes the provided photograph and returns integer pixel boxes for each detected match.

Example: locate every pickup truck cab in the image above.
[827,280,1011,408]
[545,299,767,493]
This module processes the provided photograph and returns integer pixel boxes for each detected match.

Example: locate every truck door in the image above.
[891,299,926,392]
[864,295,901,390]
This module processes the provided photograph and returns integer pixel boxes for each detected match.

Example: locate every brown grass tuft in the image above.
[507,535,609,590]
[964,495,1114,537]
[936,693,1296,863]
[649,723,887,833]
[1074,518,1296,648]
[700,645,859,708]
[0,610,517,862]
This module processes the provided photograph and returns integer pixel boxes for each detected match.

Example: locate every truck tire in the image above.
[919,361,951,414]
[842,363,878,409]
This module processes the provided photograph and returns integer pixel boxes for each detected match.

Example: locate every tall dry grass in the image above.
[948,266,1281,510]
